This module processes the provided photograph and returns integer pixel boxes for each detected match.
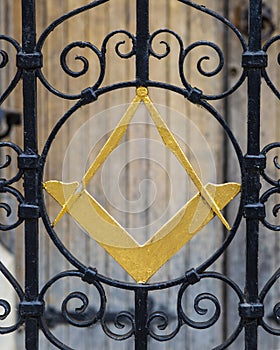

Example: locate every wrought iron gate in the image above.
[1,0,280,349]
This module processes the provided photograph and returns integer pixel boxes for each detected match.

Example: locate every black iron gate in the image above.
[1,0,280,349]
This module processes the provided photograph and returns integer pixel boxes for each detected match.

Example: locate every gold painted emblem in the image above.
[44,87,240,283]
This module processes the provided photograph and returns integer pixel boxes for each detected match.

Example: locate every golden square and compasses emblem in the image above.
[44,87,240,283]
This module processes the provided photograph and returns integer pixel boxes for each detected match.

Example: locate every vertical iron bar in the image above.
[222,0,230,341]
[136,0,149,86]
[135,288,148,350]
[245,1,262,349]
[22,0,39,349]
[135,3,149,347]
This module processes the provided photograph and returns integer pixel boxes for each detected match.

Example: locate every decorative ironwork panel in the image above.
[0,0,279,349]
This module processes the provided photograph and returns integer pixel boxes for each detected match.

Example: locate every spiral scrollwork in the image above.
[172,0,247,100]
[260,187,280,231]
[274,156,280,170]
[0,155,11,170]
[0,50,8,69]
[0,300,11,321]
[0,186,24,231]
[38,29,136,100]
[61,287,105,327]
[0,36,21,65]
[148,28,246,100]
[259,268,280,335]
[148,312,168,331]
[150,40,170,59]
[0,203,12,219]
[0,262,24,334]
[273,204,280,218]
[263,36,280,100]
[101,311,135,341]
[0,35,22,105]
[261,143,280,187]
[260,143,280,231]
[116,41,134,58]
[103,30,136,59]
[176,272,244,349]
[60,42,97,78]
[147,311,180,341]
[273,302,280,323]
[36,0,136,100]
[39,270,107,348]
[178,283,221,330]
[149,29,183,60]
[37,40,104,100]
[184,41,224,78]
[149,30,236,99]
[0,142,23,185]
[36,0,107,100]
[0,298,22,334]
